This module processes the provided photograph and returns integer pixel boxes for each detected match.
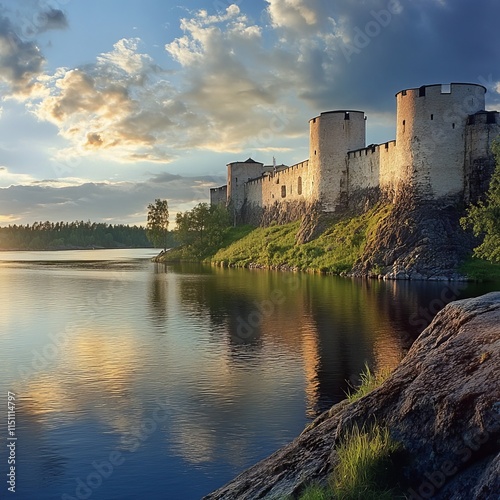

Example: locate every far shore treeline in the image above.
[0,221,152,250]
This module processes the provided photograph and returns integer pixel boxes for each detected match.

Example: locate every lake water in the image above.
[0,249,497,499]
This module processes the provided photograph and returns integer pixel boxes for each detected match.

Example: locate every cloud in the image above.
[0,166,38,187]
[0,17,46,99]
[2,0,500,169]
[0,173,226,225]
[32,8,68,34]
[265,0,330,33]
[262,0,500,112]
[164,5,305,151]
[32,39,183,163]
[0,0,69,36]
[0,3,68,99]
[30,7,305,162]
[147,172,183,183]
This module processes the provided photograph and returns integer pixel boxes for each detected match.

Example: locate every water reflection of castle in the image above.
[167,266,432,416]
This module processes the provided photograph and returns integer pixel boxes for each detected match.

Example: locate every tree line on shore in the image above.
[0,220,151,250]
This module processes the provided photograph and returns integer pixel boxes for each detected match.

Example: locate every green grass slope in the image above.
[211,204,393,274]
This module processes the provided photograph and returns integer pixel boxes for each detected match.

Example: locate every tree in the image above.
[461,140,500,262]
[146,199,170,250]
[174,202,231,257]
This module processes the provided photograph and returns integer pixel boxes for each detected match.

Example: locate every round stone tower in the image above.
[395,83,486,201]
[309,110,366,211]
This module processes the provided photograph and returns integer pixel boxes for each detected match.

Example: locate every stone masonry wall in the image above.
[394,84,486,202]
[210,185,227,206]
[244,160,311,209]
[212,84,499,224]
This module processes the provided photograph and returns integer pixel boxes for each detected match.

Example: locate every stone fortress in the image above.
[210,83,500,223]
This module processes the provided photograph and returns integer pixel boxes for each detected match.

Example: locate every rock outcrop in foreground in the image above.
[204,292,500,499]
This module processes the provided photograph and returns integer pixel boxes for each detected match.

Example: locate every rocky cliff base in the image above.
[240,189,480,280]
[349,196,477,280]
[241,200,316,227]
[204,292,500,499]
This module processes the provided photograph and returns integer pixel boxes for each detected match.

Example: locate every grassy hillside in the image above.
[211,204,393,274]
[156,224,255,262]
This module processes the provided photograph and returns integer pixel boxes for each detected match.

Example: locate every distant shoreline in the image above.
[0,246,154,252]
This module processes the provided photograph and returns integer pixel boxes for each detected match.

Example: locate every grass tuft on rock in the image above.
[346,363,393,403]
[298,424,403,500]
[330,424,402,499]
[296,365,402,500]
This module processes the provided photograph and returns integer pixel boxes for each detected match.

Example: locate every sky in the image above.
[0,0,499,226]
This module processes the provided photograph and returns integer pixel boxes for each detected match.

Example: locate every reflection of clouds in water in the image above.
[22,375,79,422]
[63,328,148,437]
[169,420,216,464]
[16,266,423,479]
[0,267,16,336]
[300,319,321,419]
[22,327,147,438]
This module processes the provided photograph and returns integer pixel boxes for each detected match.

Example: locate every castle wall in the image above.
[212,83,499,224]
[347,145,380,193]
[464,111,500,203]
[395,83,486,201]
[210,185,227,206]
[309,111,366,211]
[240,160,312,225]
[465,112,500,161]
[378,141,399,198]
[244,160,311,210]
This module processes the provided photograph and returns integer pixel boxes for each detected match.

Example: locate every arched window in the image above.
[297,176,302,195]
[281,185,286,198]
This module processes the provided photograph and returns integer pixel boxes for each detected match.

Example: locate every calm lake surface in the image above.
[0,249,497,499]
